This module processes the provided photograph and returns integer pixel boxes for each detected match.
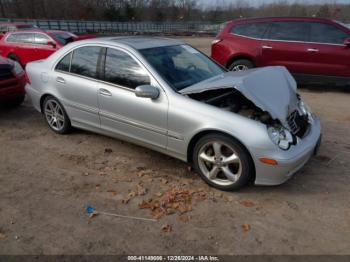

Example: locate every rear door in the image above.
[260,21,310,74]
[305,22,350,78]
[53,46,103,129]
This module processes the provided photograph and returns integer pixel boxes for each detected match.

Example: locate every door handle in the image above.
[262,45,273,49]
[307,48,319,52]
[56,77,66,84]
[99,88,112,97]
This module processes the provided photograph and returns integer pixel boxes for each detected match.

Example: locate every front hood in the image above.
[180,66,299,125]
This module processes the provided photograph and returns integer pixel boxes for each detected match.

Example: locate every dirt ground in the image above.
[0,37,349,255]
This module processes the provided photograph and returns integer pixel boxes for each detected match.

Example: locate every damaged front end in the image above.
[180,66,314,151]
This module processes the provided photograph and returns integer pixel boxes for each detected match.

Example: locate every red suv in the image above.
[0,56,26,107]
[212,17,350,86]
[0,29,93,67]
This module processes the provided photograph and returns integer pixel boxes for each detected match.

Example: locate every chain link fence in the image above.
[0,18,224,35]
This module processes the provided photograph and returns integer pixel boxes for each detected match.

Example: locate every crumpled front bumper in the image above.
[252,117,322,186]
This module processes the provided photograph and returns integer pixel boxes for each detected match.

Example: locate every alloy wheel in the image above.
[231,64,249,72]
[44,99,66,132]
[197,141,242,186]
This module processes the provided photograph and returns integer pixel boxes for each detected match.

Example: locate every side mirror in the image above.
[344,38,350,46]
[47,40,57,48]
[135,85,160,99]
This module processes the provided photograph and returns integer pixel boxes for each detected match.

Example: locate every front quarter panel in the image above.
[166,93,276,162]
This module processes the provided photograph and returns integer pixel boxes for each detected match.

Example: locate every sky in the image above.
[198,0,350,7]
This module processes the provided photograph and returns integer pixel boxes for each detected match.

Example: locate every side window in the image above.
[55,52,72,72]
[231,22,269,39]
[309,23,349,44]
[70,46,102,78]
[267,22,309,42]
[35,33,50,45]
[7,33,34,44]
[6,34,18,42]
[104,48,150,89]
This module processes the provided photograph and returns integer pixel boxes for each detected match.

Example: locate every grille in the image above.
[287,110,309,138]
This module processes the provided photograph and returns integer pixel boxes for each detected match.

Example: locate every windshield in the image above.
[140,45,226,91]
[51,32,74,45]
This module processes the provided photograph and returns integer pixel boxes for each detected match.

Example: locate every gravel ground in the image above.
[0,37,349,255]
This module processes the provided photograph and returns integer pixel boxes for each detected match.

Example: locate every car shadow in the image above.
[298,84,350,93]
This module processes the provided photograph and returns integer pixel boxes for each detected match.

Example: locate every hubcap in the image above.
[44,100,65,131]
[232,64,249,72]
[198,141,242,186]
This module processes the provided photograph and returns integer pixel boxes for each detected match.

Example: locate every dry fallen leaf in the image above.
[240,200,255,207]
[0,233,7,240]
[155,192,163,197]
[128,191,136,198]
[161,224,172,232]
[137,184,147,196]
[242,224,251,232]
[107,189,117,196]
[104,148,113,154]
[179,215,190,223]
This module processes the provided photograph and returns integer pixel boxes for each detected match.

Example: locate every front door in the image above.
[98,47,168,149]
[260,21,311,74]
[304,22,350,78]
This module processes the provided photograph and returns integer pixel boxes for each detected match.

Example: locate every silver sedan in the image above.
[25,37,321,191]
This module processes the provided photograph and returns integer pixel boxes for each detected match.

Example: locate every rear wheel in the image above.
[228,59,254,72]
[193,134,254,191]
[42,96,71,134]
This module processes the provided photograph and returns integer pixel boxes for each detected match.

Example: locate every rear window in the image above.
[267,21,309,42]
[231,22,269,39]
[51,32,74,46]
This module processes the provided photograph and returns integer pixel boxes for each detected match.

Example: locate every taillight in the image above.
[212,39,223,45]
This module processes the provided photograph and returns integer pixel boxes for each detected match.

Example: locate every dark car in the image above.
[0,56,26,107]
[212,17,350,86]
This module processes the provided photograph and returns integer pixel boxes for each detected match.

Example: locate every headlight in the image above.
[268,126,294,150]
[12,61,23,75]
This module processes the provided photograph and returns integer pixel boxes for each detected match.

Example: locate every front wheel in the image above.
[193,134,254,191]
[43,96,71,134]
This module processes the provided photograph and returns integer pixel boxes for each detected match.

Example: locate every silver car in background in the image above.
[25,37,321,191]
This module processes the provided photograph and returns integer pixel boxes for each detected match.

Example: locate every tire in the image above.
[42,96,71,134]
[192,133,254,191]
[228,59,254,72]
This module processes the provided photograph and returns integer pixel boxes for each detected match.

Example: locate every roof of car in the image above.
[230,16,338,24]
[106,36,184,49]
[6,29,68,35]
